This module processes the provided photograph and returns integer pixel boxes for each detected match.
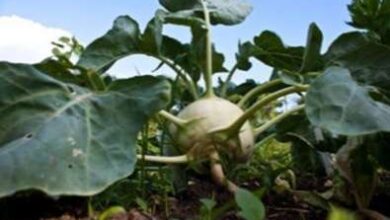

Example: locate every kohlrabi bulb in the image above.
[169,97,254,162]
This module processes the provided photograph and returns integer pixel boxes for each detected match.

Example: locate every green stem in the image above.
[254,104,305,136]
[201,0,214,97]
[158,56,199,99]
[139,124,149,197]
[86,70,106,91]
[136,154,190,164]
[220,64,238,97]
[158,110,188,127]
[87,197,94,218]
[238,79,283,108]
[217,86,308,137]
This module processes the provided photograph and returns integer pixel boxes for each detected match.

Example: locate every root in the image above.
[210,152,239,193]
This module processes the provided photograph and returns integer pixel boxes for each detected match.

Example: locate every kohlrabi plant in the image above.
[2,0,390,218]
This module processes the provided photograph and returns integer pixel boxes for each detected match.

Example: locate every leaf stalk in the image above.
[158,110,188,127]
[220,64,238,97]
[201,0,215,97]
[254,104,305,136]
[136,154,190,164]
[215,86,308,138]
[238,79,283,107]
[158,56,199,99]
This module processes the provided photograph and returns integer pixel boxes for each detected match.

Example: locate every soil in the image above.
[0,176,328,220]
[4,172,390,220]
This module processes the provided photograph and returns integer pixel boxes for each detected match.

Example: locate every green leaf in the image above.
[226,79,257,96]
[200,198,216,211]
[0,62,170,197]
[77,16,141,72]
[235,188,265,220]
[305,66,390,135]
[293,190,330,210]
[161,10,205,27]
[348,0,390,45]
[190,25,227,80]
[34,59,87,86]
[77,13,225,84]
[300,23,324,72]
[236,41,254,71]
[326,32,390,93]
[252,31,305,72]
[140,11,165,55]
[159,0,199,12]
[327,206,357,220]
[335,138,377,209]
[159,0,253,25]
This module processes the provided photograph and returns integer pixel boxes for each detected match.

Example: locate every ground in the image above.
[0,176,328,220]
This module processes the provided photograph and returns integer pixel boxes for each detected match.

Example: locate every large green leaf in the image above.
[158,0,253,25]
[326,32,390,92]
[77,16,141,72]
[160,10,205,27]
[236,25,323,74]
[252,31,305,72]
[77,14,225,84]
[305,67,390,135]
[0,62,170,197]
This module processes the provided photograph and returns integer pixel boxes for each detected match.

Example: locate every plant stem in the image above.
[220,86,308,137]
[220,64,238,97]
[158,56,199,99]
[139,124,149,197]
[158,110,188,127]
[254,104,305,136]
[201,0,214,97]
[85,70,106,91]
[87,197,94,218]
[136,154,190,164]
[238,79,283,108]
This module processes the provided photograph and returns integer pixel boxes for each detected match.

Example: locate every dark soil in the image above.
[0,192,87,220]
[6,172,390,219]
[0,176,329,220]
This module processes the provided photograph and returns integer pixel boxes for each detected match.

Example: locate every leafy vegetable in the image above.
[0,62,170,197]
[159,0,253,25]
[305,66,390,135]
